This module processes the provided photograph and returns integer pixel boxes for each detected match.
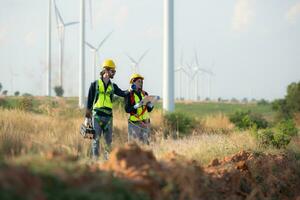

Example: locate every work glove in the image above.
[133,100,144,109]
[84,117,92,127]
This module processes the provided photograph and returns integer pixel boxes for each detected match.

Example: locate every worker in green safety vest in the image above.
[84,59,128,160]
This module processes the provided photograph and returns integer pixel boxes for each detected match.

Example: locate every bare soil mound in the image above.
[100,144,300,200]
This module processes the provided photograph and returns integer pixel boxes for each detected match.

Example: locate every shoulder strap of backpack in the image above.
[130,90,135,105]
[92,80,99,107]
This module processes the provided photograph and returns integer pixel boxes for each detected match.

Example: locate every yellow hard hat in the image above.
[130,73,144,84]
[102,59,116,69]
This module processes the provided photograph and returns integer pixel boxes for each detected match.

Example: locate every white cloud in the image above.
[286,2,300,24]
[232,0,255,32]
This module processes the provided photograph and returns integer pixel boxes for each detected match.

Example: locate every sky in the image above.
[0,0,300,101]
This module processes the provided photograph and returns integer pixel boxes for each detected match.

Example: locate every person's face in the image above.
[134,78,143,89]
[106,68,116,79]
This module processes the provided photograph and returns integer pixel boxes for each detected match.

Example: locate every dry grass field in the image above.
[0,96,299,199]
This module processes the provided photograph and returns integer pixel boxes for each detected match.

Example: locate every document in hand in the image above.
[142,95,160,105]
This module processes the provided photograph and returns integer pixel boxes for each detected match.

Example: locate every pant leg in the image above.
[128,121,140,142]
[141,124,150,145]
[91,116,103,158]
[102,116,112,152]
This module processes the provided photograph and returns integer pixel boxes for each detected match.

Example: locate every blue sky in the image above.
[0,0,299,101]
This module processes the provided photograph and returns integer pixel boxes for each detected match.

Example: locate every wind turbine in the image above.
[174,51,189,100]
[54,0,78,88]
[193,52,215,101]
[206,60,215,100]
[192,50,214,101]
[125,49,150,73]
[85,31,113,80]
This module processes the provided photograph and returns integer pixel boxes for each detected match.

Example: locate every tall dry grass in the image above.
[1,105,288,164]
[150,132,260,165]
[0,108,89,158]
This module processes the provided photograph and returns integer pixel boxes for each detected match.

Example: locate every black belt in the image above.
[129,119,150,124]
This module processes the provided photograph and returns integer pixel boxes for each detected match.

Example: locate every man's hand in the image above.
[84,117,92,127]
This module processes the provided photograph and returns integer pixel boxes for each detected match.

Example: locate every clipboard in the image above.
[142,95,160,105]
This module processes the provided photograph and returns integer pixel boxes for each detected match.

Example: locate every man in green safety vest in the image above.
[84,59,128,160]
[124,73,154,144]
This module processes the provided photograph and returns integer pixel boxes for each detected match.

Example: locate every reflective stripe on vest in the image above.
[129,92,150,121]
[93,79,113,110]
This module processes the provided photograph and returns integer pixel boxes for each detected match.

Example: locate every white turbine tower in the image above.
[46,0,52,96]
[207,60,215,100]
[85,31,113,80]
[125,49,149,73]
[79,0,85,108]
[54,0,78,89]
[163,0,174,112]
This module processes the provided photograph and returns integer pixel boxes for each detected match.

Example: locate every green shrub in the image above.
[255,120,298,149]
[256,128,274,147]
[0,97,8,108]
[18,96,34,111]
[272,130,292,149]
[163,112,196,138]
[22,93,32,96]
[257,99,269,106]
[275,119,298,137]
[54,86,64,97]
[14,91,20,96]
[229,110,268,130]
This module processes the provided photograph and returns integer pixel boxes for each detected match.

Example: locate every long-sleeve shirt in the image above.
[124,90,154,115]
[85,78,128,117]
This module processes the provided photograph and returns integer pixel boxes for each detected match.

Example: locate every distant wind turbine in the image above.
[192,50,213,101]
[85,31,113,80]
[125,49,150,73]
[54,0,78,88]
[175,51,189,100]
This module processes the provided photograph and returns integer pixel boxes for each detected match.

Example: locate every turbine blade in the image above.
[65,21,79,26]
[85,42,96,50]
[54,1,64,25]
[97,30,113,50]
[137,49,149,65]
[125,53,137,64]
[53,0,59,26]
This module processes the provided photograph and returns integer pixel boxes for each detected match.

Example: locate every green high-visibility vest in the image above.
[129,92,150,121]
[93,79,113,110]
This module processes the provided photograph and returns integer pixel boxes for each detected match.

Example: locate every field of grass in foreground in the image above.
[0,96,300,199]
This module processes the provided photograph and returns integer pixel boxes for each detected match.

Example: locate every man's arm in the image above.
[113,83,129,97]
[85,81,96,118]
[124,92,137,114]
